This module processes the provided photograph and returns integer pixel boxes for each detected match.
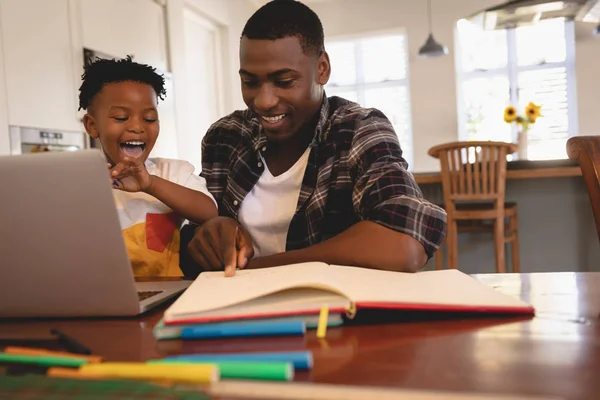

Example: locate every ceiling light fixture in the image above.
[418,0,449,58]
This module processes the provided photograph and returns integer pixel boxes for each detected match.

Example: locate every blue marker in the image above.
[159,350,313,370]
[180,320,305,340]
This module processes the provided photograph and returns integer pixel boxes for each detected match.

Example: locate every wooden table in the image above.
[2,272,600,400]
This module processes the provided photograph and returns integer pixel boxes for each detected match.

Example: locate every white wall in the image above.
[79,0,168,71]
[164,0,254,170]
[573,21,600,139]
[0,8,9,156]
[309,0,600,172]
[168,0,255,116]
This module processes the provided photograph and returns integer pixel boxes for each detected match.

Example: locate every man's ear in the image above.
[82,113,99,139]
[317,51,331,86]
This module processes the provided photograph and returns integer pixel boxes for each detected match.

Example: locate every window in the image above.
[455,18,577,160]
[325,33,413,168]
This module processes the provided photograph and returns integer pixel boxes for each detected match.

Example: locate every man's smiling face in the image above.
[239,35,330,143]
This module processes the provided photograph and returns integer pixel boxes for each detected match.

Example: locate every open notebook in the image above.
[163,263,534,325]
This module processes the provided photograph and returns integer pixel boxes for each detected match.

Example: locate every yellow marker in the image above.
[316,306,329,338]
[345,302,357,319]
[77,362,219,384]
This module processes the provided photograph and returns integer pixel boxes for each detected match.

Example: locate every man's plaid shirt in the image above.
[180,95,446,273]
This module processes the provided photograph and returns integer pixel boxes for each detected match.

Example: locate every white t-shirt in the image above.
[113,157,216,277]
[238,148,311,258]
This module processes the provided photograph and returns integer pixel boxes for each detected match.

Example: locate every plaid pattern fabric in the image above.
[181,95,446,271]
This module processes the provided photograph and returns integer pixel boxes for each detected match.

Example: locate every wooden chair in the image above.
[566,136,600,244]
[428,141,520,273]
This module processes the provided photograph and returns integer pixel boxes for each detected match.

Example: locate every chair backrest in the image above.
[428,141,517,209]
[566,136,600,244]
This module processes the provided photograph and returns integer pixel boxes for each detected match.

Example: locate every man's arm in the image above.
[249,109,446,273]
[247,220,426,272]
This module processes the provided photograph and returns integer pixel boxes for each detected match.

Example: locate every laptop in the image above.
[0,149,191,318]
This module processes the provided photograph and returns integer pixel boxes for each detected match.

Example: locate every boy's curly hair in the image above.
[78,55,166,111]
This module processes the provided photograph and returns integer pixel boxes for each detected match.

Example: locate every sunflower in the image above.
[525,102,542,122]
[504,106,517,123]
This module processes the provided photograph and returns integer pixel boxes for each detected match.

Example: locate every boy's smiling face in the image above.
[83,81,159,166]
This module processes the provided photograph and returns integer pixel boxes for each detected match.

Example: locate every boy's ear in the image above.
[82,113,99,138]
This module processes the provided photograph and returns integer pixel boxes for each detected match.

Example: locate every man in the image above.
[180,0,446,277]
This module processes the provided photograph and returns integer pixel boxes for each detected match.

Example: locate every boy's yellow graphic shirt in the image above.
[112,158,215,277]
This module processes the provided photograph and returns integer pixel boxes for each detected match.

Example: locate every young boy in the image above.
[78,56,217,277]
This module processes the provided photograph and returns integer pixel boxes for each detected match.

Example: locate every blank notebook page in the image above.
[165,263,532,320]
[326,266,531,309]
[165,262,341,318]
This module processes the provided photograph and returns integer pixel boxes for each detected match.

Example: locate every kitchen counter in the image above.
[414,158,598,274]
[413,159,581,184]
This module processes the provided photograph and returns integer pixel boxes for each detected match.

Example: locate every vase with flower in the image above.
[503,102,542,160]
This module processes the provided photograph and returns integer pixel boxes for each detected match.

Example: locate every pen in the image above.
[50,329,92,355]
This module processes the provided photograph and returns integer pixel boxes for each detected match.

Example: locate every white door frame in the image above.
[182,2,226,118]
[0,1,10,155]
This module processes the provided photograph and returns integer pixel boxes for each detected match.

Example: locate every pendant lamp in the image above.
[418,0,448,58]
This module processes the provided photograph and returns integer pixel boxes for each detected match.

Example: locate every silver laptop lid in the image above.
[0,150,140,317]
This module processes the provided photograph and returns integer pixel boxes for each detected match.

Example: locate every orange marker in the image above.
[4,346,103,363]
[47,367,105,380]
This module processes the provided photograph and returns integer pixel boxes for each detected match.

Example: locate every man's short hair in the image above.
[241,0,325,56]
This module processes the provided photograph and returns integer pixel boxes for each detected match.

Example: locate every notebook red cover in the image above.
[163,264,535,326]
[164,303,534,326]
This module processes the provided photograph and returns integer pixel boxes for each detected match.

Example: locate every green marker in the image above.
[0,352,88,368]
[148,360,293,381]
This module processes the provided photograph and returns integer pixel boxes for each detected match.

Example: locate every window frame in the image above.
[324,29,414,168]
[455,20,578,150]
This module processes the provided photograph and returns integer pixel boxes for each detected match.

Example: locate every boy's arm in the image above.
[145,176,217,225]
[110,157,218,225]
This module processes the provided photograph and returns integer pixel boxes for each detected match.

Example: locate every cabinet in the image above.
[0,0,170,153]
[0,0,81,132]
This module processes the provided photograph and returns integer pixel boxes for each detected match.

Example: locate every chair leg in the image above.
[447,219,459,269]
[509,210,520,273]
[494,216,506,273]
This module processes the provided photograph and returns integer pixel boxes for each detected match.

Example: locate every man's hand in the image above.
[110,157,153,193]
[188,217,254,277]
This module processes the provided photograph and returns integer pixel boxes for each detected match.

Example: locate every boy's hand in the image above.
[110,157,153,193]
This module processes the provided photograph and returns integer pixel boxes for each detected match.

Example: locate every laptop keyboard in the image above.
[137,290,163,301]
